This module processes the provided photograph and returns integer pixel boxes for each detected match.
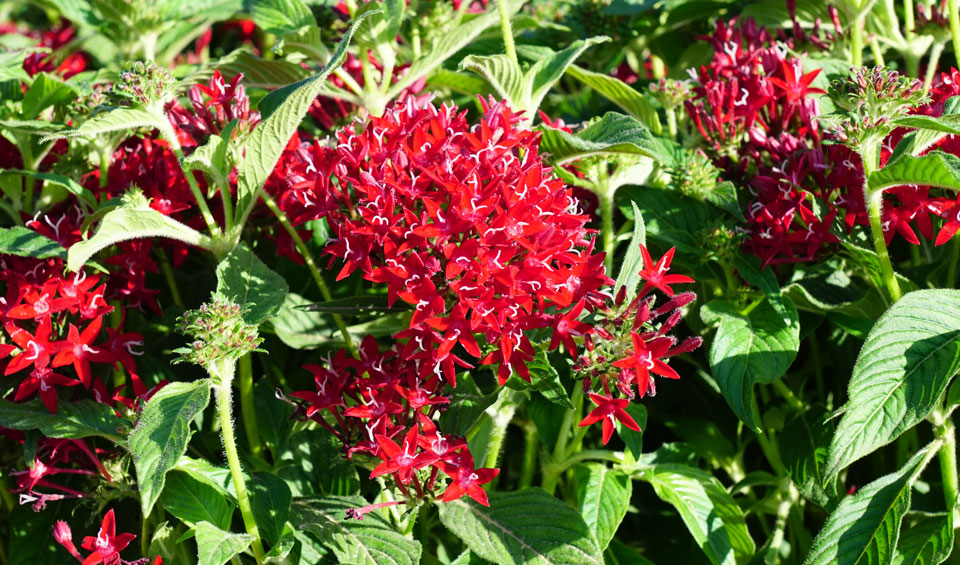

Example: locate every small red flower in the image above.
[578,393,642,445]
[636,245,694,298]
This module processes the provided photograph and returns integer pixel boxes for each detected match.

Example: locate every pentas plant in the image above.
[12,0,960,564]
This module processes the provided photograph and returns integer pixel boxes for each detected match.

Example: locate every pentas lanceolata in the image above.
[54,509,161,565]
[282,95,699,505]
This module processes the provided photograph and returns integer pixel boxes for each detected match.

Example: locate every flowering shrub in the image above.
[3,0,960,564]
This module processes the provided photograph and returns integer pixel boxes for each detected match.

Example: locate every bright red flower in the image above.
[636,245,694,298]
[370,427,439,484]
[79,509,136,565]
[435,458,500,506]
[579,393,642,445]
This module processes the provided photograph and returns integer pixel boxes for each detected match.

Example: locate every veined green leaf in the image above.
[701,298,800,430]
[868,151,960,193]
[825,290,960,479]
[0,398,124,440]
[195,521,254,565]
[292,496,421,565]
[438,487,603,565]
[806,446,936,565]
[21,72,78,120]
[249,472,292,546]
[160,471,234,529]
[893,511,954,565]
[68,190,213,271]
[215,48,312,90]
[233,11,371,232]
[526,37,609,114]
[0,226,66,260]
[41,107,167,142]
[538,112,673,166]
[779,406,832,500]
[458,54,525,110]
[215,243,288,325]
[734,254,791,325]
[641,464,755,565]
[0,170,97,208]
[129,380,211,516]
[565,64,662,134]
[575,463,632,551]
[888,98,960,165]
[249,0,314,36]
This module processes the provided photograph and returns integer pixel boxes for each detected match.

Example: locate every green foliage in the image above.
[0,226,66,259]
[438,488,603,565]
[215,243,289,325]
[575,463,632,551]
[195,521,255,565]
[538,112,673,165]
[0,398,124,439]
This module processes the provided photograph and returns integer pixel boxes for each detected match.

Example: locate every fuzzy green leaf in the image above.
[779,406,832,499]
[458,54,525,110]
[806,446,933,565]
[0,398,123,440]
[68,190,213,271]
[215,242,289,324]
[41,107,167,142]
[129,380,211,516]
[538,112,673,166]
[249,0,314,36]
[564,64,662,134]
[641,464,755,565]
[234,11,371,230]
[868,151,960,193]
[825,290,960,479]
[734,254,791,325]
[701,298,800,430]
[438,487,602,565]
[22,72,78,119]
[292,496,421,565]
[195,521,254,565]
[575,463,632,551]
[894,512,954,565]
[0,226,66,259]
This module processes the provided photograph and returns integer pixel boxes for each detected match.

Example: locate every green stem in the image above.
[155,247,183,307]
[771,379,804,412]
[904,0,915,40]
[212,359,265,563]
[20,141,35,215]
[99,148,111,189]
[765,486,795,565]
[519,423,539,489]
[497,0,518,66]
[220,181,235,236]
[543,384,584,495]
[548,450,622,477]
[947,232,960,289]
[260,192,358,358]
[861,141,902,302]
[238,353,262,458]
[924,41,947,93]
[666,107,678,139]
[869,37,885,65]
[158,122,219,236]
[483,392,519,476]
[938,418,960,521]
[950,0,960,68]
[752,396,788,477]
[600,189,615,274]
[851,11,865,67]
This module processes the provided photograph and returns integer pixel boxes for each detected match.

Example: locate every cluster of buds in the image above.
[174,297,262,367]
[648,78,692,111]
[54,509,160,564]
[112,61,177,111]
[827,66,928,147]
[669,149,724,201]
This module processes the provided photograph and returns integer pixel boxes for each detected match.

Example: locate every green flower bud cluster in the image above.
[827,66,928,147]
[670,149,721,200]
[649,79,692,111]
[174,297,262,367]
[112,61,176,109]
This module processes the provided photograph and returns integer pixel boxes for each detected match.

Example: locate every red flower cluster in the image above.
[273,95,611,383]
[0,254,152,413]
[0,22,89,78]
[8,436,111,511]
[54,509,160,565]
[292,336,498,505]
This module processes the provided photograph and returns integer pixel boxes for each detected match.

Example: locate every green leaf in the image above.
[276,428,359,497]
[783,270,882,319]
[234,12,370,229]
[887,98,960,165]
[640,464,755,565]
[701,298,800,430]
[386,3,509,98]
[298,296,398,315]
[215,48,312,90]
[538,112,673,166]
[160,471,234,529]
[195,521,254,565]
[615,201,646,303]
[574,463,632,551]
[215,243,289,325]
[504,349,572,408]
[292,496,422,565]
[129,380,211,516]
[894,512,954,565]
[0,398,123,439]
[439,487,602,565]
[458,54,525,111]
[806,446,935,565]
[890,114,960,135]
[41,107,167,142]
[779,406,832,499]
[825,289,960,479]
[704,181,744,220]
[734,254,791,325]
[439,372,498,437]
[0,226,66,260]
[184,129,231,190]
[618,186,720,255]
[564,64,662,134]
[249,0,314,36]
[68,189,213,271]
[526,37,609,114]
[868,151,960,193]
[617,403,646,459]
[175,456,236,499]
[249,472,293,546]
[0,170,97,208]
[21,72,77,120]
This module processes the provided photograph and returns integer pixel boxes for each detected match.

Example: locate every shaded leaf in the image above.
[0,226,66,259]
[215,242,289,324]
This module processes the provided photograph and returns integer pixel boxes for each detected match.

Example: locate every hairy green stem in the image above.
[238,353,262,458]
[765,486,795,565]
[483,393,519,477]
[860,141,902,302]
[158,122,219,236]
[259,191,358,357]
[212,359,265,563]
[497,0,518,66]
[155,247,183,307]
[666,107,678,139]
[869,37,884,65]
[771,379,804,412]
[904,0,915,39]
[519,423,539,489]
[938,418,960,526]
